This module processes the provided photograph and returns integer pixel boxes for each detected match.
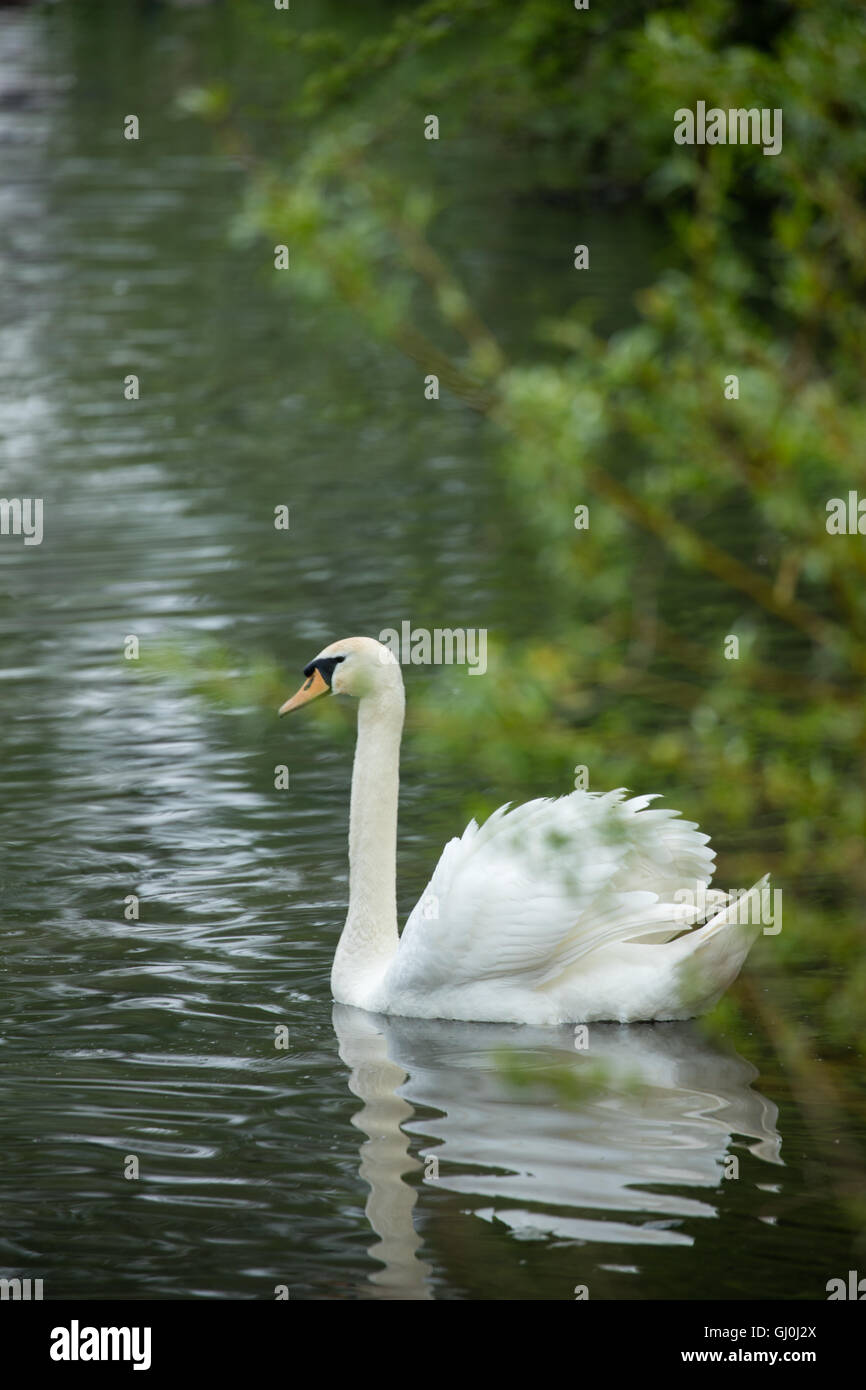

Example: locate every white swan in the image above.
[279,636,767,1025]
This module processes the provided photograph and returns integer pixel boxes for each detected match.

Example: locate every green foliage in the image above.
[173,1,865,1084]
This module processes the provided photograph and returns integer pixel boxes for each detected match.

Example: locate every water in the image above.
[0,4,861,1301]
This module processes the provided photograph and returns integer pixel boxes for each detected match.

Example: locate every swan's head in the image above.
[278,635,401,715]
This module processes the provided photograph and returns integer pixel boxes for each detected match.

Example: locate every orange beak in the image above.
[278,667,330,716]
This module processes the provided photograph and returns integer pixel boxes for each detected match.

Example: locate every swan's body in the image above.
[280,637,766,1025]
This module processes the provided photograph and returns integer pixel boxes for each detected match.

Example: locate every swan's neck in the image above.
[331,678,405,1005]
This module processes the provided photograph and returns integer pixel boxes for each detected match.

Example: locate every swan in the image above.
[279,636,767,1025]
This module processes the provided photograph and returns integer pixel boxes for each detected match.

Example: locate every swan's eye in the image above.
[303,654,346,687]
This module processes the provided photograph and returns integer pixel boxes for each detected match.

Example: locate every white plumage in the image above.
[280,636,766,1025]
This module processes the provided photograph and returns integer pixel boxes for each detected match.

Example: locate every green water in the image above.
[0,3,861,1301]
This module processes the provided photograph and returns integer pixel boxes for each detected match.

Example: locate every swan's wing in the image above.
[390,789,715,995]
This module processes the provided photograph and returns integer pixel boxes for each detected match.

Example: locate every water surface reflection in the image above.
[334,1006,782,1298]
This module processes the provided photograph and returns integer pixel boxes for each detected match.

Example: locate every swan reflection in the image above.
[333,1006,782,1296]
